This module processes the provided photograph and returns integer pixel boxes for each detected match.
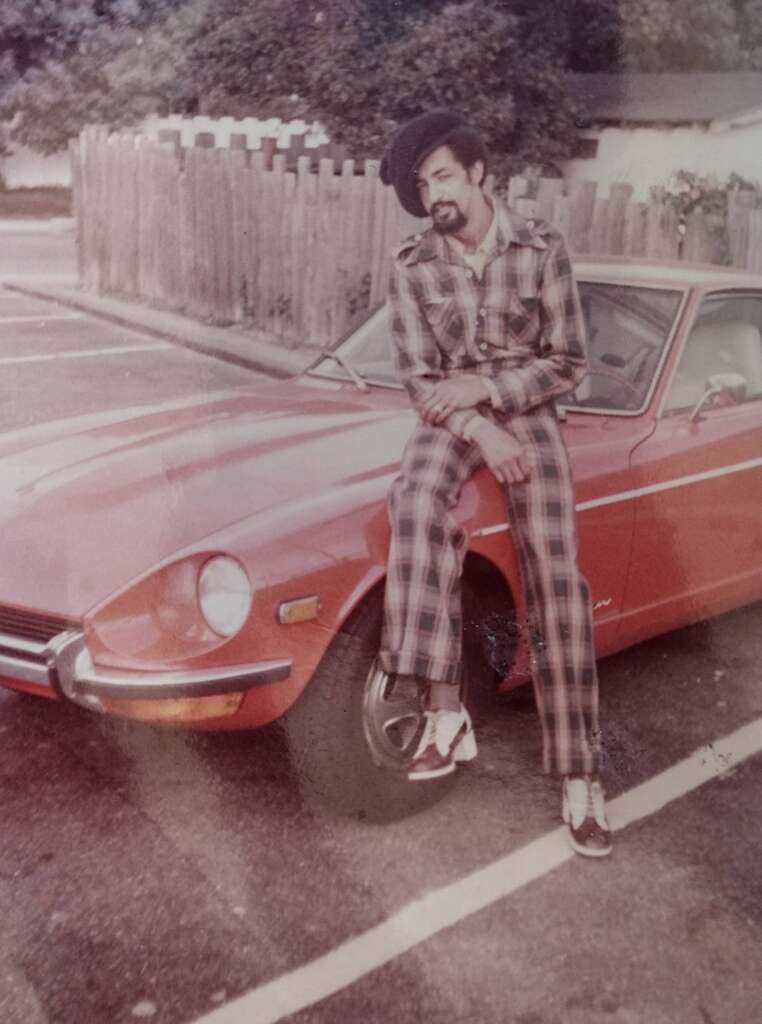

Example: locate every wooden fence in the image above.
[70,126,762,349]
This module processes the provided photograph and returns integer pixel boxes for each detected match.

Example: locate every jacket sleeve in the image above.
[489,233,588,416]
[388,259,483,439]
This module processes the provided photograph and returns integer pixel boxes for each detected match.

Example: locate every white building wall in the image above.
[562,120,762,199]
[1,144,72,188]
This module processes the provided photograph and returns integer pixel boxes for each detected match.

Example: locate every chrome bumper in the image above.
[0,628,291,710]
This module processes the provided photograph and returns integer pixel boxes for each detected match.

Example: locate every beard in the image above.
[430,201,467,235]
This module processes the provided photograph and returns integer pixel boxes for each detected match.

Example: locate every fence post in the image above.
[605,183,633,255]
[178,139,196,316]
[645,193,679,260]
[683,207,722,264]
[535,178,564,223]
[69,135,85,286]
[213,148,235,323]
[229,137,248,321]
[567,180,597,254]
[748,209,762,273]
[590,198,609,253]
[726,189,755,269]
[261,136,277,171]
[624,201,648,257]
[370,163,391,307]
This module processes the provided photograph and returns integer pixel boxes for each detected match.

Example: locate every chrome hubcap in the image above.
[361,663,423,771]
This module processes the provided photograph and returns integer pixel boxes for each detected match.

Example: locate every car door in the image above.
[621,290,762,646]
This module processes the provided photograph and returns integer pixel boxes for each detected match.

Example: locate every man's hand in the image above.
[419,376,489,424]
[471,420,535,484]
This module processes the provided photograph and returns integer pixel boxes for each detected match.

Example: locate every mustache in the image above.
[431,201,456,213]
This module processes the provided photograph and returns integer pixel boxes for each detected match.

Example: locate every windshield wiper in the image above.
[321,352,371,393]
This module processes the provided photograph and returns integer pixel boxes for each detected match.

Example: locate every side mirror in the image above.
[689,372,748,422]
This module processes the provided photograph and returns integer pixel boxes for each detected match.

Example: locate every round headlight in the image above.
[197,557,252,637]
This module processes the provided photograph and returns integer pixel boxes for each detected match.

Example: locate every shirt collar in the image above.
[445,201,498,261]
[410,197,548,266]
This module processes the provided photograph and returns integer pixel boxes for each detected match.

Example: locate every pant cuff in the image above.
[378,650,462,685]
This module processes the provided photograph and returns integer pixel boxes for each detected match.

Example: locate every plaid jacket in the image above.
[388,197,588,438]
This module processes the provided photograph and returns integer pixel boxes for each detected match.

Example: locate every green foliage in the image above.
[618,0,742,71]
[660,171,762,219]
[4,0,762,158]
[737,0,762,69]
[658,170,762,263]
[0,0,204,153]
[192,0,580,180]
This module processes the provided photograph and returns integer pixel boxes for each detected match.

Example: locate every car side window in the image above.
[663,294,762,413]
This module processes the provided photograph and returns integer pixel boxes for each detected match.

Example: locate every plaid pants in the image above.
[380,405,601,777]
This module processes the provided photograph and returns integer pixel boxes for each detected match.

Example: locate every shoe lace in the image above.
[588,781,609,830]
[416,707,464,757]
[567,778,609,831]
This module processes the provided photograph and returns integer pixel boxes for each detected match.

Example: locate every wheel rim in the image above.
[361,663,423,771]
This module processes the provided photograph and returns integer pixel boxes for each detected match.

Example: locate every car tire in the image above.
[282,589,491,822]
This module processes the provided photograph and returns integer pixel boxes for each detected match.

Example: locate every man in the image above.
[378,110,611,858]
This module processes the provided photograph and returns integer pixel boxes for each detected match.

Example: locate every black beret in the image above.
[380,110,468,218]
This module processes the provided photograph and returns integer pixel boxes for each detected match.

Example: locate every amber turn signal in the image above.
[100,692,245,722]
[277,595,321,625]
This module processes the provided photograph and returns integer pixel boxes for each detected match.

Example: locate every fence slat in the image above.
[624,201,648,257]
[748,210,762,274]
[727,189,756,268]
[567,180,597,254]
[605,183,633,255]
[590,198,609,254]
[245,153,265,321]
[178,145,196,315]
[215,150,235,323]
[69,138,85,285]
[535,178,564,223]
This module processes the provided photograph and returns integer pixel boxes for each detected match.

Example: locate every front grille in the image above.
[0,606,77,645]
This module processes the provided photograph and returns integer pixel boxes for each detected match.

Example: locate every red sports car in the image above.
[2,257,761,814]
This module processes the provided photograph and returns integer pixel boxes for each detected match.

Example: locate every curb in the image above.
[0,218,74,233]
[1,280,318,379]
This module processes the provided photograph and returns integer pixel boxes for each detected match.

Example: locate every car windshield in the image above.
[309,282,684,413]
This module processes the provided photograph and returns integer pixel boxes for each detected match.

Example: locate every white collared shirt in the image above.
[446,204,498,280]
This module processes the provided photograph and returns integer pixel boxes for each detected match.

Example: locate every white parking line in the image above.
[0,313,86,324]
[0,343,172,366]
[194,717,762,1024]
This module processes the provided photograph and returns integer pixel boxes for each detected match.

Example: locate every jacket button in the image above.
[479,342,489,351]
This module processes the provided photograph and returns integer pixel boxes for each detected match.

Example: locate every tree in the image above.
[191,0,580,181]
[0,0,99,78]
[4,0,759,158]
[736,0,762,69]
[617,0,742,71]
[0,0,203,153]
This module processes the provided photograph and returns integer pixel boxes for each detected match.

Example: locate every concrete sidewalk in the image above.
[1,277,318,379]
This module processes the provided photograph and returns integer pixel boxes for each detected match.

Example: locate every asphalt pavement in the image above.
[1,607,761,1024]
[0,218,315,379]
[0,220,760,1024]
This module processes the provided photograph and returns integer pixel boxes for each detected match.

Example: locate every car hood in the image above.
[0,381,413,618]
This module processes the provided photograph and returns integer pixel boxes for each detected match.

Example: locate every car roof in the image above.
[574,255,762,290]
